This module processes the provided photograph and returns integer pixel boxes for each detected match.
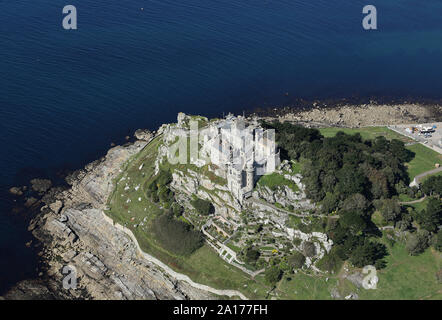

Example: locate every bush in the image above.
[244,247,260,264]
[380,199,402,223]
[434,230,442,252]
[415,198,442,233]
[191,198,215,215]
[316,248,342,273]
[421,176,442,196]
[292,238,302,246]
[265,266,283,285]
[302,241,316,257]
[152,213,204,256]
[171,203,184,217]
[406,230,430,256]
[156,170,172,186]
[287,252,306,269]
[349,240,387,268]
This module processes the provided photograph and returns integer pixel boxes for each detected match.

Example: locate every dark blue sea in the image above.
[1,0,442,293]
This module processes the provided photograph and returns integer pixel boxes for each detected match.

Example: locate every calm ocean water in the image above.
[1,0,442,293]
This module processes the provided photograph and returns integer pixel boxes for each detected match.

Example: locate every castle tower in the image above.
[245,162,254,194]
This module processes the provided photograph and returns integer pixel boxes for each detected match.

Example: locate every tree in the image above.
[287,252,306,269]
[380,199,402,223]
[342,193,368,216]
[417,198,442,233]
[265,266,282,285]
[335,165,366,197]
[433,230,442,252]
[349,241,387,267]
[171,203,184,217]
[395,213,413,231]
[339,211,367,235]
[302,241,316,257]
[244,247,260,264]
[366,167,390,199]
[421,176,442,196]
[394,180,408,195]
[316,248,342,273]
[320,192,340,214]
[152,213,204,256]
[406,230,430,256]
[191,198,215,215]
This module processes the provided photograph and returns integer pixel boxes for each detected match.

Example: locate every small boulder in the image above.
[134,129,153,142]
[24,197,39,208]
[9,187,23,196]
[49,200,63,214]
[30,179,52,193]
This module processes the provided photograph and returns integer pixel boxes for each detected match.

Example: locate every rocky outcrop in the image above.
[263,104,442,128]
[171,168,241,219]
[30,179,52,193]
[253,185,313,210]
[9,186,24,196]
[30,204,213,300]
[134,129,154,142]
[4,140,217,300]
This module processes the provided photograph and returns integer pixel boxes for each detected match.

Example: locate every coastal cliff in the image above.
[3,103,441,300]
[3,139,215,300]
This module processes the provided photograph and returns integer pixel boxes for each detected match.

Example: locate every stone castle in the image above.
[175,112,280,204]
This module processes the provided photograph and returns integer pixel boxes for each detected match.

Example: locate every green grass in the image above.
[403,197,430,212]
[278,234,441,300]
[405,144,442,180]
[257,172,299,192]
[226,242,241,253]
[105,131,441,300]
[318,126,441,181]
[398,193,417,202]
[319,126,413,143]
[277,272,338,300]
[105,135,274,299]
[371,210,388,227]
[356,242,442,300]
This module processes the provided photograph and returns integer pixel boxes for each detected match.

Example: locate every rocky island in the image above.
[3,103,442,300]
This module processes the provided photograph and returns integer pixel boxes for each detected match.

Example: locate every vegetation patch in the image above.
[191,198,215,216]
[152,213,204,256]
[257,172,299,192]
[319,126,413,143]
[405,143,442,180]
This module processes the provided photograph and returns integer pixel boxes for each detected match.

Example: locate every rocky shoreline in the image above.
[255,103,442,127]
[2,138,216,300]
[3,103,442,300]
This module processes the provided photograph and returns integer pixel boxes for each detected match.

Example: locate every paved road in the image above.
[413,167,442,185]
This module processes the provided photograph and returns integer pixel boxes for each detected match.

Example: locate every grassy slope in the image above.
[276,238,441,300]
[257,172,299,192]
[105,127,440,299]
[405,143,442,180]
[319,126,442,181]
[105,135,274,299]
[316,126,441,299]
[319,126,413,143]
[357,242,442,300]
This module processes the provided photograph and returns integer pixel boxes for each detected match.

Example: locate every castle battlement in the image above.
[177,113,280,204]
